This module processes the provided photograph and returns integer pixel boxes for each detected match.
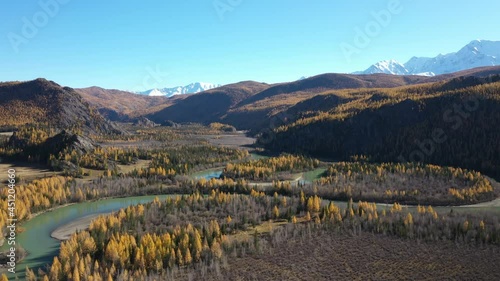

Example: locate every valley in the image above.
[2,1,499,279]
[1,65,500,280]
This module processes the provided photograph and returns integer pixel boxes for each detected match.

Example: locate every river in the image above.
[1,195,173,279]
[3,166,498,279]
[0,165,247,279]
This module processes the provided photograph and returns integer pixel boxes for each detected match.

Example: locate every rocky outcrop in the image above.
[133,117,160,128]
[0,78,125,135]
[43,130,97,155]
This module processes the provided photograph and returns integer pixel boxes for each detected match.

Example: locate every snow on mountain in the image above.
[414,72,435,77]
[355,59,409,75]
[137,82,222,97]
[356,40,500,76]
[147,89,165,96]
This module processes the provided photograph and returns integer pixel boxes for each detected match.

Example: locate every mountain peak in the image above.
[0,78,122,134]
[148,89,165,96]
[356,40,500,76]
[373,59,404,67]
[30,78,60,88]
[137,82,222,97]
[360,59,408,75]
[460,39,500,56]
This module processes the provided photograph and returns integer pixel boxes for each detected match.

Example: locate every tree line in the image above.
[260,81,500,180]
[222,154,320,181]
[314,162,495,205]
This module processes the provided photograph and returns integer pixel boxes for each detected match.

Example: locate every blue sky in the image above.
[1,0,499,90]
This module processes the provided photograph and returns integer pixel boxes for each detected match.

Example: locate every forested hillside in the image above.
[144,66,500,131]
[58,66,500,132]
[0,79,122,135]
[76,87,177,121]
[260,76,500,179]
[237,73,428,108]
[149,81,270,125]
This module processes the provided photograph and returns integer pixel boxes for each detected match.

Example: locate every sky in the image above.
[0,0,499,91]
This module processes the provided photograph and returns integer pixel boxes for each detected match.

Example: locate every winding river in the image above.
[2,167,499,280]
[1,195,173,279]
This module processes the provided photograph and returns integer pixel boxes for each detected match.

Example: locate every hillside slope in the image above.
[148,81,270,125]
[143,67,500,131]
[237,73,429,107]
[0,79,122,134]
[259,76,500,179]
[76,86,178,121]
[147,73,431,129]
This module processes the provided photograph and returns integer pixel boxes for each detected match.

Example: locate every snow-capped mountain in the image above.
[357,59,409,75]
[356,40,500,76]
[137,82,222,97]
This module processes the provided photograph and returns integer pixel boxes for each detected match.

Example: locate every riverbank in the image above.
[459,197,500,208]
[3,166,499,279]
[2,195,178,279]
[29,202,76,220]
[51,213,111,241]
[0,202,76,248]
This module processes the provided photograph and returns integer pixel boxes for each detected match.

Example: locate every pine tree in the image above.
[307,197,314,212]
[211,241,223,259]
[49,256,62,280]
[176,248,184,266]
[73,266,81,281]
[404,213,413,226]
[313,196,321,212]
[479,220,485,230]
[305,211,311,221]
[25,267,37,281]
[184,248,193,265]
[273,206,280,219]
[300,191,305,205]
[192,229,203,261]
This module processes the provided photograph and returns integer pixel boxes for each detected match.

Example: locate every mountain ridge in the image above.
[136,82,222,97]
[258,74,500,179]
[356,40,500,76]
[0,78,122,134]
[76,86,181,121]
[148,81,270,125]
[140,66,500,130]
[5,66,500,134]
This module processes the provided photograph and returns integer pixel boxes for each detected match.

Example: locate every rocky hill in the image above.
[0,79,122,135]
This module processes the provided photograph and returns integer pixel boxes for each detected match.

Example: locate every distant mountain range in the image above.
[147,66,500,130]
[75,86,181,121]
[355,40,500,76]
[136,82,222,97]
